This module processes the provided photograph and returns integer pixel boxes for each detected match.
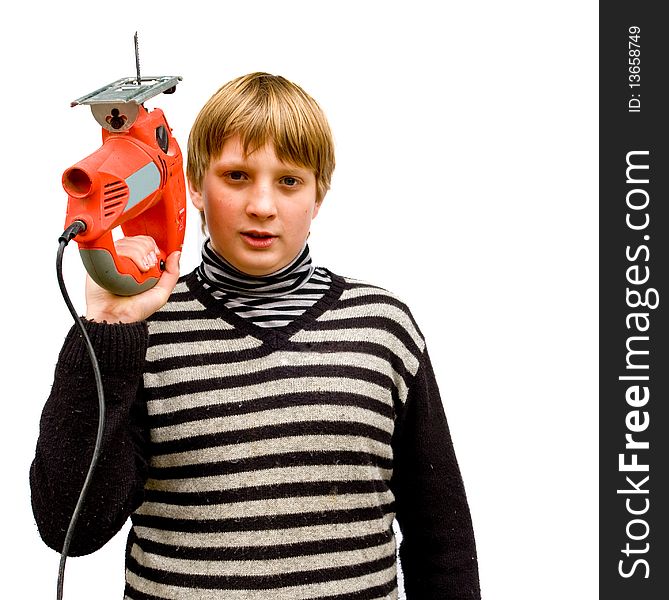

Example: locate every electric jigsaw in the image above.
[62,36,186,295]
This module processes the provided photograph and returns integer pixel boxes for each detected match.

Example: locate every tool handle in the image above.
[79,231,162,296]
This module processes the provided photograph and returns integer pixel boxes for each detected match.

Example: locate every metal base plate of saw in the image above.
[70,76,182,132]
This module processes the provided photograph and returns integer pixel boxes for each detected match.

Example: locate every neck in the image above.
[199,238,315,298]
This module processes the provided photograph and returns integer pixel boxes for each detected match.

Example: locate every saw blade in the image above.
[134,31,141,84]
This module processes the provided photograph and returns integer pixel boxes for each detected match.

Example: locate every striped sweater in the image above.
[30,269,480,599]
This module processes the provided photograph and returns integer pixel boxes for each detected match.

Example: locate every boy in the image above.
[31,72,480,599]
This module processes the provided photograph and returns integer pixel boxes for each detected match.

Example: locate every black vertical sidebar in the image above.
[600,4,669,600]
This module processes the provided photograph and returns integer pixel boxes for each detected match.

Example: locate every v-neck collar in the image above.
[184,269,347,349]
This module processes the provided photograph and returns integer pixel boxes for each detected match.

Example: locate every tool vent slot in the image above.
[157,156,168,185]
[103,180,129,218]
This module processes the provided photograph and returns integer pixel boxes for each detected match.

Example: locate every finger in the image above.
[115,235,156,253]
[164,250,181,275]
[116,237,158,272]
[152,251,181,299]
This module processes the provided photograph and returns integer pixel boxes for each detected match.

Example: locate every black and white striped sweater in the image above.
[31,270,480,599]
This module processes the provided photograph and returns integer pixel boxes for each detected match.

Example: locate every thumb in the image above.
[164,250,182,275]
[153,251,181,297]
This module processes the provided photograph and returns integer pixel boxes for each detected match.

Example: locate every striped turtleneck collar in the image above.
[196,239,332,328]
[198,238,315,297]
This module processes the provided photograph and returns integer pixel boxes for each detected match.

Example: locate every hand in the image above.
[85,236,181,324]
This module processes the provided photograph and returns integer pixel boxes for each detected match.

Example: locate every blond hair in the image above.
[187,73,335,206]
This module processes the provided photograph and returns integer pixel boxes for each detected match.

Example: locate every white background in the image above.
[2,1,597,598]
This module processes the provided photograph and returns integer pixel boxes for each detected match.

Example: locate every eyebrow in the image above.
[211,159,313,177]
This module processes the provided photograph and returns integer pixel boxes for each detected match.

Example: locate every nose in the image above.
[246,182,277,220]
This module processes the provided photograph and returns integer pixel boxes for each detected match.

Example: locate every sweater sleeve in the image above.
[391,348,481,599]
[29,319,150,556]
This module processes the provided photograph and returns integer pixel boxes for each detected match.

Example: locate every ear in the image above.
[188,179,204,212]
[312,198,323,219]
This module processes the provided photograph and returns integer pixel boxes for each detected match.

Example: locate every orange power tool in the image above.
[62,73,186,296]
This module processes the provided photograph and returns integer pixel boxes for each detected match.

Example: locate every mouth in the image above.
[242,230,276,239]
[241,230,278,248]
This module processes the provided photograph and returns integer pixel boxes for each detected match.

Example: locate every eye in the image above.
[225,170,247,182]
[280,176,301,187]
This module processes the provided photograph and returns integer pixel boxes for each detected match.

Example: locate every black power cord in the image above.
[55,221,107,600]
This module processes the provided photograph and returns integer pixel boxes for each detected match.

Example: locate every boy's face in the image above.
[190,135,321,276]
